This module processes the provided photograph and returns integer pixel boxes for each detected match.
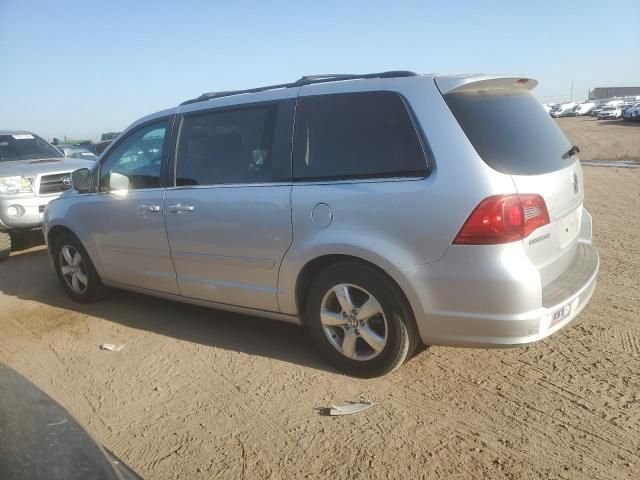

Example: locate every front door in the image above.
[85,118,179,294]
[164,100,295,311]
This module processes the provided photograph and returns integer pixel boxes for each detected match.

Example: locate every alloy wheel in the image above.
[320,283,388,361]
[59,245,88,295]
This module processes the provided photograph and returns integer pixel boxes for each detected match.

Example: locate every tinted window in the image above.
[176,104,280,186]
[292,91,427,180]
[100,121,167,190]
[444,91,573,175]
[0,134,62,162]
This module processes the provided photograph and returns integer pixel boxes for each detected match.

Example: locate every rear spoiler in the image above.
[435,75,539,95]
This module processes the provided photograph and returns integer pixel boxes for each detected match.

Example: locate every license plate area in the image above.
[550,303,572,327]
[545,298,580,329]
[541,297,580,333]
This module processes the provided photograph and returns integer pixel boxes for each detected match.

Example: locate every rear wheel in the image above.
[53,233,108,302]
[305,261,419,377]
[0,232,10,261]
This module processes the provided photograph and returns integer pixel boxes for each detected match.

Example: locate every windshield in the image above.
[444,90,572,175]
[0,134,62,162]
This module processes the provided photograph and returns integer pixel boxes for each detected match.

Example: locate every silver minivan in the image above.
[43,72,599,377]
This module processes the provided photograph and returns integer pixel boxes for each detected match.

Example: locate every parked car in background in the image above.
[550,103,577,117]
[574,102,596,115]
[591,103,607,116]
[44,72,598,377]
[57,145,99,161]
[623,102,640,121]
[0,131,94,260]
[548,104,562,116]
[95,139,114,155]
[542,103,559,114]
[597,106,623,120]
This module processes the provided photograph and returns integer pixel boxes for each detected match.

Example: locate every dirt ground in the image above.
[556,116,640,161]
[1,166,639,477]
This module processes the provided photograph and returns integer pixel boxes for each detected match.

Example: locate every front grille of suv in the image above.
[39,173,73,195]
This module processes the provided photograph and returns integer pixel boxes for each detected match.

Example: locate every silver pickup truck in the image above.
[0,131,95,260]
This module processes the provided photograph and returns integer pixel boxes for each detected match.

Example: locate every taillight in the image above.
[453,194,549,245]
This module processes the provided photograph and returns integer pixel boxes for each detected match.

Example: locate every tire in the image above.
[305,261,420,378]
[0,232,10,262]
[53,233,108,302]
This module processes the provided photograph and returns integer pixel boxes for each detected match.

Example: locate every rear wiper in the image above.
[562,145,580,159]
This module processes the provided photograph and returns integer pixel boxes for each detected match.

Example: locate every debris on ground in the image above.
[318,399,377,416]
[99,343,126,352]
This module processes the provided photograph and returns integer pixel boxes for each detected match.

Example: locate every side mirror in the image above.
[109,172,130,191]
[71,168,93,193]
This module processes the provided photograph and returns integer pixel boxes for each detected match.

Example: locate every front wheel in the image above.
[305,261,420,378]
[53,233,108,302]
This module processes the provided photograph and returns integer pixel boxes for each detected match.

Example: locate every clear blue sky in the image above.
[1,0,639,140]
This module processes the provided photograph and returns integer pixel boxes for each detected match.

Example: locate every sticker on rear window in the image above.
[11,134,35,140]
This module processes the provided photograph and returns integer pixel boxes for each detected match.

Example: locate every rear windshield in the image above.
[0,134,62,162]
[444,90,573,175]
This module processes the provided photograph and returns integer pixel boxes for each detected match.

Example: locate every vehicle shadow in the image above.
[596,120,640,127]
[9,230,45,252]
[1,248,334,373]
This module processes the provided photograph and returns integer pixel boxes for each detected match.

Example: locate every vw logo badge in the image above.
[572,172,579,194]
[62,176,71,186]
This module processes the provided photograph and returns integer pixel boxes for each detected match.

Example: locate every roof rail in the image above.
[179,71,418,106]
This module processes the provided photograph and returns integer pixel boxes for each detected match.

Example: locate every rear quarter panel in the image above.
[277,77,517,316]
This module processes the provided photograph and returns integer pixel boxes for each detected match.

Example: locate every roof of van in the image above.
[179,71,538,107]
[179,71,422,106]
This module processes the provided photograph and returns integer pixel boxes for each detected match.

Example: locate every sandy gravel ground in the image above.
[556,116,640,161]
[0,166,638,479]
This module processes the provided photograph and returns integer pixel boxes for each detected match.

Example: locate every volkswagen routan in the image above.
[44,71,599,377]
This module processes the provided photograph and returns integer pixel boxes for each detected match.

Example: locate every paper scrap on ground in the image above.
[100,343,125,352]
[328,400,376,416]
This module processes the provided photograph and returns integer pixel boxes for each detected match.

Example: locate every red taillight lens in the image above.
[453,194,549,245]
[520,194,550,237]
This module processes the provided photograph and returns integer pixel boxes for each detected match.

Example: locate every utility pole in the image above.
[570,80,574,102]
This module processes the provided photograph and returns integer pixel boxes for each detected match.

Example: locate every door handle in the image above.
[167,204,195,213]
[137,203,161,214]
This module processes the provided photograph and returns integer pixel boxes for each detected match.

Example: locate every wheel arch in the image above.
[46,225,104,278]
[293,254,415,323]
[47,225,79,255]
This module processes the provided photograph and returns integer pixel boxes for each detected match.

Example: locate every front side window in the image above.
[100,121,167,190]
[292,91,427,180]
[176,104,279,186]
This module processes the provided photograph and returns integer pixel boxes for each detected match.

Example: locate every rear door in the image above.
[439,77,584,285]
[164,100,295,311]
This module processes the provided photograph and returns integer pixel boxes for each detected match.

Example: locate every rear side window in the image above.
[444,90,573,175]
[176,103,287,186]
[292,91,427,180]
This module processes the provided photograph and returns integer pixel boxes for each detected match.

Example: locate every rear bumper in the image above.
[423,242,597,347]
[388,216,599,348]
